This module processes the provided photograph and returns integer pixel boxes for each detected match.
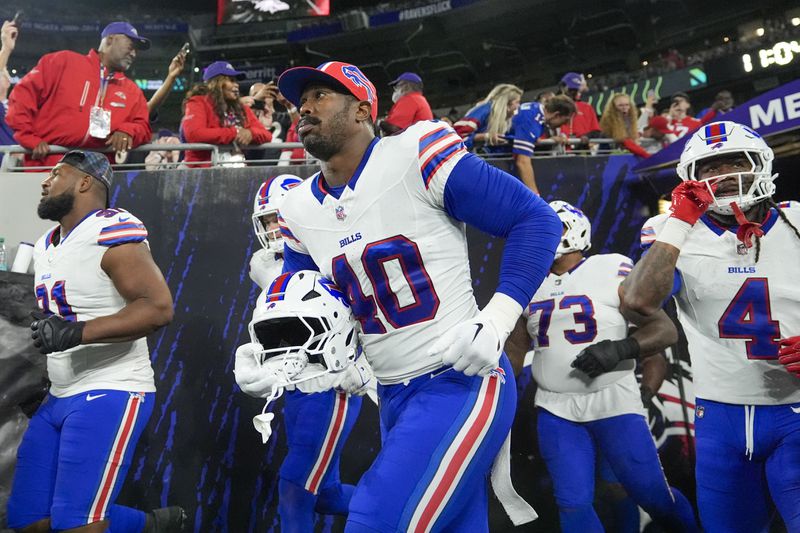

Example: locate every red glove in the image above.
[778,336,800,377]
[670,181,715,225]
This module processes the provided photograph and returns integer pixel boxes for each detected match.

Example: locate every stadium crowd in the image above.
[0,17,742,178]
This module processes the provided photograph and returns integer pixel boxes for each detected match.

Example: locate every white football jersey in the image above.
[249,248,283,290]
[523,254,643,421]
[641,203,800,405]
[32,208,156,397]
[278,121,479,384]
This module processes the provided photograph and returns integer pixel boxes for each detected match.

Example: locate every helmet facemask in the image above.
[252,211,283,253]
[686,150,776,216]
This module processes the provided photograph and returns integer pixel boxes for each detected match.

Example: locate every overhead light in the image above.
[723,36,730,42]
[756,27,765,36]
[193,66,200,73]
[642,60,649,66]
[11,68,16,74]
[792,17,800,26]
[586,73,593,78]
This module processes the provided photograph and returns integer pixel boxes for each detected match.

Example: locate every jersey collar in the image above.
[60,209,101,245]
[309,137,380,204]
[700,208,779,237]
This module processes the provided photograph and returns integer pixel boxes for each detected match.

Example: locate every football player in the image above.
[505,201,697,532]
[623,121,800,532]
[8,150,185,533]
[274,61,559,531]
[238,177,367,532]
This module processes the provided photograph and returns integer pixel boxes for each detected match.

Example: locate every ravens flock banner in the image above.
[1,155,697,531]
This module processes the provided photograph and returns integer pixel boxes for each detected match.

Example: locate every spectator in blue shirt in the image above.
[454,83,522,153]
[511,95,575,194]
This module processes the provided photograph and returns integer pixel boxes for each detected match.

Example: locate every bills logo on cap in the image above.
[341,65,375,103]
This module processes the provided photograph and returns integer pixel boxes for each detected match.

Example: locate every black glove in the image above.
[30,312,85,354]
[571,337,640,378]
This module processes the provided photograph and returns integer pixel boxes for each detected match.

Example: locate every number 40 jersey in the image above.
[641,204,800,406]
[277,121,480,385]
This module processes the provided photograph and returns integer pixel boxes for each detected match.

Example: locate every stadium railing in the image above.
[0,137,641,171]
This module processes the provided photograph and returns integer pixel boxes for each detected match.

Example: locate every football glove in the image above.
[670,181,715,225]
[778,336,800,378]
[30,312,84,354]
[234,342,277,398]
[571,337,640,378]
[335,358,374,396]
[428,316,504,377]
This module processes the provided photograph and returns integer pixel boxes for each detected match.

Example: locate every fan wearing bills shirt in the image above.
[273,60,560,531]
[8,150,185,532]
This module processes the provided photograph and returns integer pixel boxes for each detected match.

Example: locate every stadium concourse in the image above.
[1,0,800,532]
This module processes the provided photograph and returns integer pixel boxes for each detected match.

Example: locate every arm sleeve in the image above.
[385,97,416,130]
[6,53,63,148]
[442,153,562,307]
[114,89,152,147]
[622,138,650,158]
[282,246,320,273]
[97,212,148,247]
[181,97,237,144]
[244,106,273,144]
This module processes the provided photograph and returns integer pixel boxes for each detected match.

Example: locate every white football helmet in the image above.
[252,174,303,253]
[677,121,777,215]
[550,200,591,258]
[247,270,360,390]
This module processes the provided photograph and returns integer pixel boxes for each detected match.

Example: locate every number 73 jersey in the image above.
[524,253,635,394]
[641,207,800,405]
[278,121,480,385]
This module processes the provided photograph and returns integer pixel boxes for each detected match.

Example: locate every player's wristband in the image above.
[616,336,641,360]
[656,217,692,250]
[480,292,524,342]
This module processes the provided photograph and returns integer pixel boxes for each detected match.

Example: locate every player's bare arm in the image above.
[621,243,680,317]
[504,316,530,376]
[513,153,538,194]
[81,242,173,343]
[619,284,678,354]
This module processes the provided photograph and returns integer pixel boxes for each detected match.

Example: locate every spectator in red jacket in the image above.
[666,92,700,139]
[181,61,271,167]
[556,72,601,146]
[7,22,152,169]
[379,72,433,135]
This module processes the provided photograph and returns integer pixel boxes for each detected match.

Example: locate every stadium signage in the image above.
[741,40,800,73]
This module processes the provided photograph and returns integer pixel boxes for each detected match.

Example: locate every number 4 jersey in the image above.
[641,205,800,405]
[32,208,156,398]
[278,121,479,384]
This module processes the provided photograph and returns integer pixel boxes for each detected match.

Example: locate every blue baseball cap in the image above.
[389,72,422,85]
[101,22,151,50]
[560,72,586,90]
[203,61,246,82]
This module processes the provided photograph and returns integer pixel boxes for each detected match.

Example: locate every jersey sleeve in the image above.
[96,209,148,247]
[277,213,309,255]
[453,102,489,150]
[511,104,544,157]
[412,120,470,207]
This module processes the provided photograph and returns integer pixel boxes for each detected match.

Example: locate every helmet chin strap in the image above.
[731,202,765,249]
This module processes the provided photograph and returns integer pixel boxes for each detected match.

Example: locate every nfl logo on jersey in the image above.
[335,206,347,221]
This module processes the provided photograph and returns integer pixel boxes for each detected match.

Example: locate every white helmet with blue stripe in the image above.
[247,270,360,390]
[549,200,591,259]
[252,174,303,253]
[677,120,776,215]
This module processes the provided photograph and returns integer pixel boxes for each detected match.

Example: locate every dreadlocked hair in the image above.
[750,199,800,262]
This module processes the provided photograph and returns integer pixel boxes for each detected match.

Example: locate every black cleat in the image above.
[144,506,187,533]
